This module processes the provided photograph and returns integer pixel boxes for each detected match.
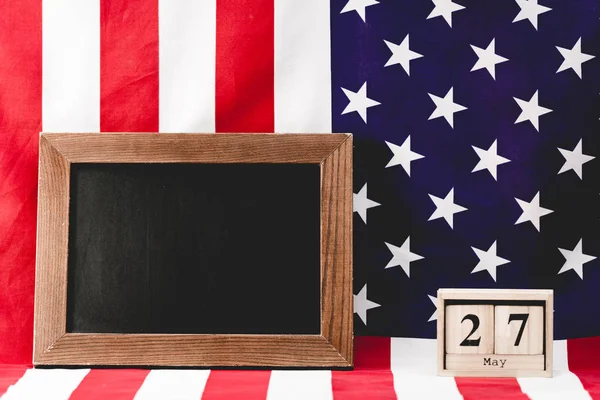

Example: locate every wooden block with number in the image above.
[445,305,494,354]
[437,289,553,378]
[495,306,544,355]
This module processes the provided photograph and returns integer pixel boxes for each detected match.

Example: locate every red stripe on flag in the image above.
[201,370,271,399]
[0,367,27,396]
[215,0,274,133]
[455,377,529,400]
[332,337,396,399]
[568,337,600,399]
[353,336,393,370]
[0,0,41,365]
[69,369,150,400]
[100,0,159,132]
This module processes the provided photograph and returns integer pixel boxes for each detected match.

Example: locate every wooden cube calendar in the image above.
[437,289,553,377]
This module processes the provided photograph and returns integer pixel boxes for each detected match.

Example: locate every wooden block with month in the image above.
[446,354,545,373]
[445,305,494,354]
[437,289,553,378]
[495,306,543,355]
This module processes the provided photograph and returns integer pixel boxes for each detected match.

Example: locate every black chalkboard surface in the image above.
[66,163,321,335]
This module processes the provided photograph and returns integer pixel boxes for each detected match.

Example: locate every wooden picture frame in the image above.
[34,133,353,368]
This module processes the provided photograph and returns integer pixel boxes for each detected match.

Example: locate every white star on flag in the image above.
[384,237,424,278]
[341,82,381,123]
[472,140,510,181]
[353,183,381,224]
[340,0,379,23]
[470,39,508,80]
[513,0,551,30]
[514,90,552,132]
[428,188,467,229]
[471,241,511,282]
[515,192,553,232]
[385,136,424,176]
[354,284,381,325]
[428,295,438,322]
[558,139,595,179]
[428,87,467,129]
[384,35,423,76]
[427,0,465,28]
[558,239,596,280]
[556,38,595,79]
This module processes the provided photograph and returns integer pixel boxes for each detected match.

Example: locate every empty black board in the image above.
[66,163,321,334]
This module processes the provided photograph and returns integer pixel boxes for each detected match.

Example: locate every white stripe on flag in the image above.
[0,369,89,400]
[159,0,216,133]
[274,0,332,133]
[517,340,591,400]
[42,0,99,132]
[133,370,211,399]
[266,370,332,400]
[391,338,463,399]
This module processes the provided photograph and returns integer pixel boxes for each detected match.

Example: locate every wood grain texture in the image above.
[34,136,70,361]
[437,288,553,377]
[545,291,553,375]
[445,354,546,376]
[439,289,553,301]
[495,306,543,355]
[42,133,348,164]
[35,334,349,367]
[33,133,353,368]
[320,135,353,367]
[445,305,494,355]
[437,295,445,376]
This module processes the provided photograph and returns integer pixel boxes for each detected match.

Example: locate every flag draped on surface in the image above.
[0,0,600,392]
[0,337,600,398]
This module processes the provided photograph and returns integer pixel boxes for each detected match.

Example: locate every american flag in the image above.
[342,0,600,340]
[0,337,600,398]
[1,0,600,397]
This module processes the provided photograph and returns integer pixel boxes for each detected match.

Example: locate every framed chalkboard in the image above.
[33,133,352,368]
